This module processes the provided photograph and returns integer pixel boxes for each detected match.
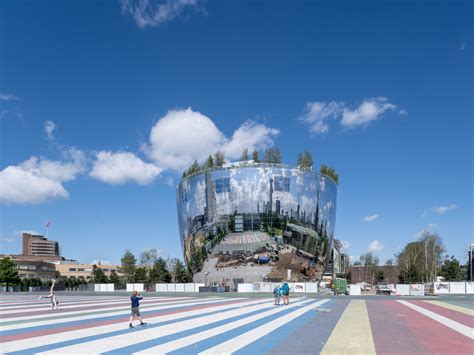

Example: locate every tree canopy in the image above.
[319,164,339,184]
[0,257,21,290]
[120,249,137,283]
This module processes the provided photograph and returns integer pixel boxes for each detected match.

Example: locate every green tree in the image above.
[121,250,137,283]
[240,148,249,161]
[134,267,147,283]
[319,164,339,184]
[263,148,281,163]
[298,151,313,171]
[140,249,158,269]
[360,252,379,284]
[376,270,385,282]
[109,270,122,288]
[92,265,108,283]
[206,155,214,169]
[385,258,394,266]
[0,257,21,291]
[149,257,172,283]
[297,152,303,167]
[439,255,464,281]
[214,151,226,167]
[252,149,259,162]
[170,259,192,283]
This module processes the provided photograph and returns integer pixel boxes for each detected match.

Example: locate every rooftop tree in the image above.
[319,164,339,184]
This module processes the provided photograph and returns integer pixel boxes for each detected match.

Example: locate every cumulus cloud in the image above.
[44,120,56,140]
[299,101,343,135]
[144,108,279,172]
[367,240,384,253]
[0,93,20,101]
[90,151,161,185]
[363,214,379,223]
[431,204,457,214]
[341,97,397,128]
[340,240,351,251]
[0,149,86,204]
[120,0,204,28]
[300,97,402,134]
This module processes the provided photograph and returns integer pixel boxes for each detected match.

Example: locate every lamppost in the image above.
[204,271,209,287]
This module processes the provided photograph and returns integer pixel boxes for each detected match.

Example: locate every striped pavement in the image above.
[0,294,473,354]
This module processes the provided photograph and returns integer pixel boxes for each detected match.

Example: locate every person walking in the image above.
[273,285,281,305]
[129,291,147,328]
[281,282,290,305]
[39,279,59,310]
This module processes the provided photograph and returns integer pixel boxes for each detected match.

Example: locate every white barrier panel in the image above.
[106,284,114,292]
[194,283,204,292]
[466,282,474,294]
[288,283,295,293]
[294,282,305,293]
[396,284,410,296]
[409,284,424,296]
[349,284,361,295]
[175,283,185,292]
[449,282,466,294]
[94,284,100,292]
[156,283,167,292]
[305,283,318,293]
[434,282,450,294]
[238,283,254,292]
[167,283,176,292]
[184,283,195,292]
[388,284,396,292]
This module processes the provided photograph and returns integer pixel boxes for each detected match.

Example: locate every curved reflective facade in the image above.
[176,162,337,283]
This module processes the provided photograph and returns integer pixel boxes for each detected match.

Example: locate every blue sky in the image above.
[1,0,472,265]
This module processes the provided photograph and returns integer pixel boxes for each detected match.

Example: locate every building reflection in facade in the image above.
[176,162,337,282]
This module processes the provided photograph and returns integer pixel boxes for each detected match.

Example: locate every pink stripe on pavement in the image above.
[0,299,246,343]
[392,301,473,354]
[409,300,474,328]
[367,300,427,354]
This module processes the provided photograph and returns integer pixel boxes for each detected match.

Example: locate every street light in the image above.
[204,271,209,286]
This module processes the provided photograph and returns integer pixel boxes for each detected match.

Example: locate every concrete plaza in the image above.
[0,293,473,354]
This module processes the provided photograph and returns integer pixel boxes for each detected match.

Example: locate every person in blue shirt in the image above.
[273,285,281,305]
[129,291,147,328]
[281,282,290,305]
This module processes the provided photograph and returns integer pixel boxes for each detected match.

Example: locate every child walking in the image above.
[39,279,59,310]
[273,285,281,305]
[129,291,147,328]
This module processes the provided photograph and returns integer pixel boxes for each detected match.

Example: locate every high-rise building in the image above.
[22,233,59,257]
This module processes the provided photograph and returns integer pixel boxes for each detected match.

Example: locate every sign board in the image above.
[293,283,305,293]
[434,282,450,294]
[237,283,254,293]
[449,282,465,294]
[409,284,424,296]
[349,284,361,295]
[305,283,318,293]
[126,283,144,292]
[396,284,410,296]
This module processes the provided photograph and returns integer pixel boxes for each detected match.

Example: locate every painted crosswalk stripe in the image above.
[424,300,474,316]
[321,300,376,354]
[137,299,328,354]
[2,299,266,353]
[398,300,474,339]
[38,298,300,354]
[0,298,234,335]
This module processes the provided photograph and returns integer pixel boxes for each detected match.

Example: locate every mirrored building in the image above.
[176,162,338,284]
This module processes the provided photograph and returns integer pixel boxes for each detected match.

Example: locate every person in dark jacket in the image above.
[129,291,147,328]
[281,282,290,305]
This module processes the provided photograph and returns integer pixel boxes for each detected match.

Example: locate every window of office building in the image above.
[69,268,77,272]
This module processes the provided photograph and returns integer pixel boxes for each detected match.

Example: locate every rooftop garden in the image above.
[182,148,339,184]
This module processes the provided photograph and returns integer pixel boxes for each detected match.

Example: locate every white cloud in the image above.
[0,150,86,204]
[460,42,466,51]
[300,97,401,134]
[431,204,457,214]
[341,97,397,128]
[363,214,379,223]
[0,237,16,243]
[120,0,204,28]
[299,101,343,135]
[90,151,161,185]
[340,240,351,251]
[144,108,279,172]
[367,240,384,253]
[44,120,56,140]
[427,223,437,229]
[0,93,20,101]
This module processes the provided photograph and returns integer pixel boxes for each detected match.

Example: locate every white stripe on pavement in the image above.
[199,299,329,355]
[135,299,327,354]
